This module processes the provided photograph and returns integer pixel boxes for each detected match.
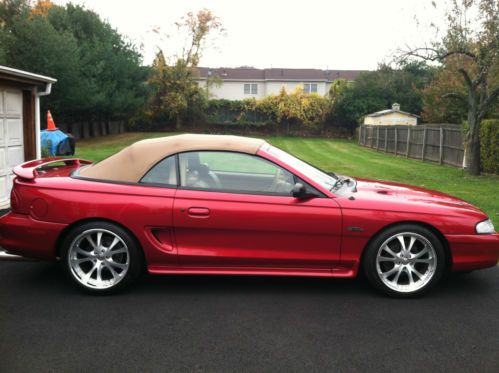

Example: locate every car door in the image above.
[172,151,342,272]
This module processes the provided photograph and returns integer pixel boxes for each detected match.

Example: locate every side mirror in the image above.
[292,182,318,199]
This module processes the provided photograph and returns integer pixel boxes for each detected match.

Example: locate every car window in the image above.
[140,155,177,186]
[178,151,295,195]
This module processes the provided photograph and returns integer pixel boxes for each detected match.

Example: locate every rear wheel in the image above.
[61,221,143,294]
[363,224,445,297]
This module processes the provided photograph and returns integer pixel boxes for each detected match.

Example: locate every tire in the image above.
[363,224,446,298]
[61,221,143,294]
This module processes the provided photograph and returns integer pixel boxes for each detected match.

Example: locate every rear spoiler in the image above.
[13,158,92,180]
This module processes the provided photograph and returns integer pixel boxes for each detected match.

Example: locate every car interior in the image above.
[141,151,297,195]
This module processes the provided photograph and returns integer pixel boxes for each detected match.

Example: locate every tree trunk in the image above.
[88,116,94,138]
[176,115,182,130]
[465,108,481,176]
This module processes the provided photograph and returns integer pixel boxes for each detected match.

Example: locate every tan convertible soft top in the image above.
[78,133,267,183]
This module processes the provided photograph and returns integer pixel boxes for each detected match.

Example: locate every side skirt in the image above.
[147,265,356,278]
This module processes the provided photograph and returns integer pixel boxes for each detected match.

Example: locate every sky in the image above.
[52,0,447,70]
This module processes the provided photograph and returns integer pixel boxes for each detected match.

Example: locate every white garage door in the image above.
[0,88,24,208]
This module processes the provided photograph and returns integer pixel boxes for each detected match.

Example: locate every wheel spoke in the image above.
[406,267,415,285]
[378,257,396,262]
[414,258,432,263]
[392,266,404,284]
[107,237,120,251]
[397,235,407,252]
[105,263,120,279]
[407,236,416,253]
[96,262,104,285]
[410,266,425,280]
[412,247,430,259]
[110,248,127,255]
[76,248,93,257]
[382,265,400,279]
[85,236,98,250]
[96,232,103,248]
[382,245,398,258]
[81,262,99,284]
[107,260,127,270]
[75,257,92,265]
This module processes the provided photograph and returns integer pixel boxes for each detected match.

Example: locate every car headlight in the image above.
[476,219,495,234]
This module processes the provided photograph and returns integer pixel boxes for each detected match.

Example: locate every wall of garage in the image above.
[0,87,26,207]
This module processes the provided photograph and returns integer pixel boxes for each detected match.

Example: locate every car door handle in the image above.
[187,207,211,217]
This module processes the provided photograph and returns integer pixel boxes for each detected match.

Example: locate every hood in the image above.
[352,178,485,217]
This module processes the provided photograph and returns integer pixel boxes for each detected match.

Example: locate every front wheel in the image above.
[363,224,446,297]
[61,221,143,294]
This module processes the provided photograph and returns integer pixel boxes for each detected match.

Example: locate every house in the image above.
[363,103,420,126]
[0,65,56,208]
[195,67,365,100]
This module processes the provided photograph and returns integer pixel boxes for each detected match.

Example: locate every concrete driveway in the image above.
[0,261,498,372]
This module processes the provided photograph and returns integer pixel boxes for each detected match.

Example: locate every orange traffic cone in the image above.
[47,110,57,131]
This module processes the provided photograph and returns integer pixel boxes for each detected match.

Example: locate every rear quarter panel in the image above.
[15,176,177,267]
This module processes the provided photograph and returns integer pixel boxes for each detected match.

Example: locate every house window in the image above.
[244,83,258,95]
[304,83,318,94]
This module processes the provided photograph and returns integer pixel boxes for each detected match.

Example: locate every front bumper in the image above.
[446,233,499,271]
[0,212,67,260]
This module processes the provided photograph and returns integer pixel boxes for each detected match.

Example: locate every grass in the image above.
[76,132,499,226]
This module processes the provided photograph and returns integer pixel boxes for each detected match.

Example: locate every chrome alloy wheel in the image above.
[376,232,437,293]
[68,228,130,289]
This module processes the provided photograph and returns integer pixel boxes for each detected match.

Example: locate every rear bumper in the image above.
[446,233,499,271]
[0,212,66,260]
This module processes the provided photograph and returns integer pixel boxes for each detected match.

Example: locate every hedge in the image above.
[480,119,499,174]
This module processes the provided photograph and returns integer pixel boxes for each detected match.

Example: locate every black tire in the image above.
[60,221,144,294]
[363,224,446,298]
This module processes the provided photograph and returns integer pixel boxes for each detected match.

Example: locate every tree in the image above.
[0,7,85,113]
[146,9,223,129]
[0,1,146,129]
[327,63,434,133]
[0,0,30,29]
[0,1,30,63]
[420,57,469,123]
[402,0,499,175]
[47,3,146,122]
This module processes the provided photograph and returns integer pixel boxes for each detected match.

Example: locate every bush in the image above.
[206,99,269,125]
[480,119,499,174]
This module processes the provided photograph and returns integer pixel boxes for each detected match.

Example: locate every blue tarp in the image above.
[41,129,74,156]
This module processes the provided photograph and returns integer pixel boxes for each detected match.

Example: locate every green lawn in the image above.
[76,132,499,226]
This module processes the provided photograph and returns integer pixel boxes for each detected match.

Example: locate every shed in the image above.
[0,65,56,208]
[364,103,420,126]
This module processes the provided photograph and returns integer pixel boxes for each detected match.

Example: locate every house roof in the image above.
[0,65,57,85]
[78,134,267,183]
[196,67,365,82]
[365,109,420,119]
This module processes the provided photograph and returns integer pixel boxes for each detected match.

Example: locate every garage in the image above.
[0,65,56,208]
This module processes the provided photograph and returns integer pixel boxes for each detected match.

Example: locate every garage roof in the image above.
[0,65,57,85]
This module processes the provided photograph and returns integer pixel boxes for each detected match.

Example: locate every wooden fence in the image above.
[56,120,126,139]
[358,125,465,167]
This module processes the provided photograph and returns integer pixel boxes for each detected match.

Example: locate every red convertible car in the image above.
[1,134,497,296]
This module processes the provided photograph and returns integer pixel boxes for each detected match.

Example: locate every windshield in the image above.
[262,144,338,190]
